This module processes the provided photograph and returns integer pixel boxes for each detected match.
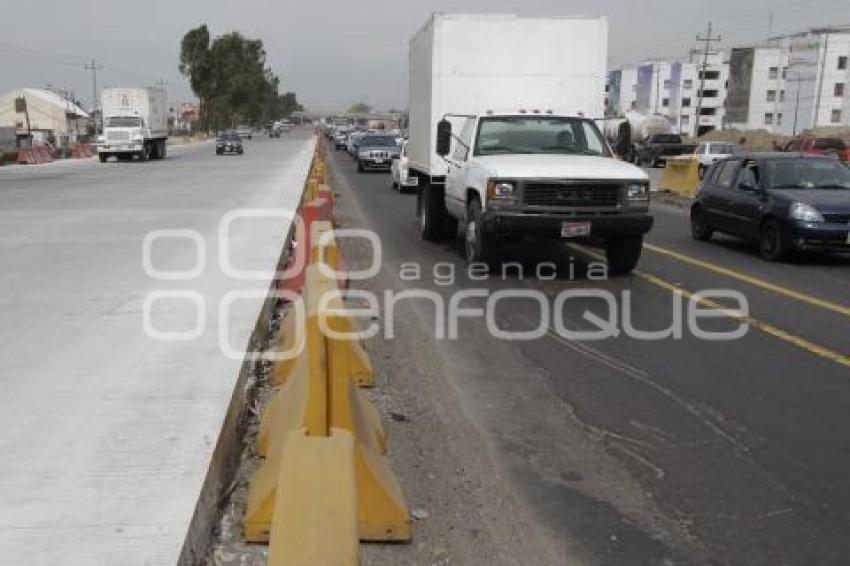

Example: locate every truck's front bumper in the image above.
[98,143,144,154]
[481,210,654,240]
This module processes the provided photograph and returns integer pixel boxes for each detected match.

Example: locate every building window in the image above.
[769,67,779,79]
[663,79,672,90]
[832,109,842,124]
[683,79,693,89]
[681,115,690,126]
[699,70,720,80]
[839,56,848,70]
[767,90,777,102]
[700,89,719,98]
[780,90,786,102]
[630,101,637,110]
[782,67,788,79]
[835,83,845,97]
[764,113,774,125]
[777,113,783,125]
[662,98,670,107]
[700,107,717,116]
[682,97,691,107]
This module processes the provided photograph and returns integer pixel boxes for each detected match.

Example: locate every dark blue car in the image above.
[690,153,850,261]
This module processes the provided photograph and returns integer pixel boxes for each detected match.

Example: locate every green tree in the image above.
[347,102,372,115]
[179,25,301,131]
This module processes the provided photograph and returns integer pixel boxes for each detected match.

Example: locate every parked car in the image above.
[634,133,697,167]
[391,141,418,192]
[356,134,401,172]
[690,153,850,260]
[236,126,253,140]
[694,142,741,178]
[216,131,244,155]
[784,135,850,163]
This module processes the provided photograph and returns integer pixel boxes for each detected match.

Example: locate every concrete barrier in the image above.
[658,156,701,198]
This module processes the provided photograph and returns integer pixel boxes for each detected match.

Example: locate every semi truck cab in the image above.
[421,112,654,274]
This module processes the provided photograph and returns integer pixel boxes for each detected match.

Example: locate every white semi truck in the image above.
[408,14,653,274]
[98,87,169,162]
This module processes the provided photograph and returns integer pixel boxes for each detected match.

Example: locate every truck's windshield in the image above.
[474,117,611,157]
[106,117,142,128]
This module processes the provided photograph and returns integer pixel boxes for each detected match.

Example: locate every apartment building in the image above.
[719,27,850,135]
[608,51,727,138]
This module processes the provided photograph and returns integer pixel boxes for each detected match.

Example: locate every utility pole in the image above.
[693,22,722,138]
[813,30,831,130]
[85,59,103,131]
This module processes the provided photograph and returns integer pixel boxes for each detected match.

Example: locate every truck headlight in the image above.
[626,183,649,201]
[487,181,515,199]
[789,202,824,223]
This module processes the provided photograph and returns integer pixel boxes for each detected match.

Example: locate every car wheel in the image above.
[606,235,643,276]
[759,219,791,261]
[690,206,713,241]
[357,160,364,172]
[419,184,450,241]
[465,198,497,268]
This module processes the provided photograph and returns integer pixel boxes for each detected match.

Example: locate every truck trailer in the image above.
[408,13,653,275]
[98,87,169,162]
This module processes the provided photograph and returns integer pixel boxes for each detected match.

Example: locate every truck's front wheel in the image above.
[465,198,497,268]
[606,235,643,276]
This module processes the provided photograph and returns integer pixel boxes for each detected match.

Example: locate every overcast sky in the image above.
[1,0,848,113]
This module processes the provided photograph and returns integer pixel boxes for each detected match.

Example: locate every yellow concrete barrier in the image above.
[267,428,358,566]
[658,156,701,197]
[243,225,409,547]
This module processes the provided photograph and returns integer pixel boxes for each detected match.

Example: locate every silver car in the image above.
[357,134,401,172]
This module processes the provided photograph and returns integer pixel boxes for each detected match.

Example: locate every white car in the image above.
[694,142,740,178]
[391,141,418,192]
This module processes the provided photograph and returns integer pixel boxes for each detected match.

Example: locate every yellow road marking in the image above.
[644,243,850,318]
[638,271,850,368]
[568,244,850,368]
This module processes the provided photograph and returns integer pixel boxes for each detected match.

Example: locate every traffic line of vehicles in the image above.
[321,13,850,270]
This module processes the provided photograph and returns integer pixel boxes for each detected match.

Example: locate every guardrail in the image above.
[241,141,410,564]
[658,156,701,198]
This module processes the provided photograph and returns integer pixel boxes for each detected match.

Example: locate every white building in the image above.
[0,88,90,145]
[606,68,638,116]
[609,51,727,138]
[726,27,850,135]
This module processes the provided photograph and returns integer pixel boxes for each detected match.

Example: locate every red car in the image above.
[784,136,850,163]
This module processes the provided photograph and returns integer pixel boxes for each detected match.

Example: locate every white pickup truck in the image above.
[408,14,653,274]
[424,112,652,273]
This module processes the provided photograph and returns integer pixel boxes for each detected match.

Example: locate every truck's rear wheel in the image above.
[419,184,447,241]
[606,235,643,276]
[465,198,497,268]
[139,144,150,161]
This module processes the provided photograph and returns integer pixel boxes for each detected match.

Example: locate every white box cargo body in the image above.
[101,87,168,138]
[408,13,608,181]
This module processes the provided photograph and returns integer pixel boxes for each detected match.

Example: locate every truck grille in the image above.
[107,131,130,142]
[522,183,622,208]
[369,150,390,159]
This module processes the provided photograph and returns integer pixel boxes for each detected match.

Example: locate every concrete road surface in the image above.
[0,133,314,565]
[326,147,850,566]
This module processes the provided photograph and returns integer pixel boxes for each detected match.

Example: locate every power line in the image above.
[85,59,103,119]
[693,22,722,136]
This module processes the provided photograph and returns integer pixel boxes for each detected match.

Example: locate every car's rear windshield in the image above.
[813,138,846,151]
[361,136,396,147]
[766,158,850,189]
[218,133,241,141]
[711,144,738,154]
[652,134,682,144]
[107,117,141,127]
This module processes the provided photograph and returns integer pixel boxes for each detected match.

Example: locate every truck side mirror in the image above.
[436,119,452,157]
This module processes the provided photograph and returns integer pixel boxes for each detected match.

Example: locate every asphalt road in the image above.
[0,132,314,565]
[327,147,850,565]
